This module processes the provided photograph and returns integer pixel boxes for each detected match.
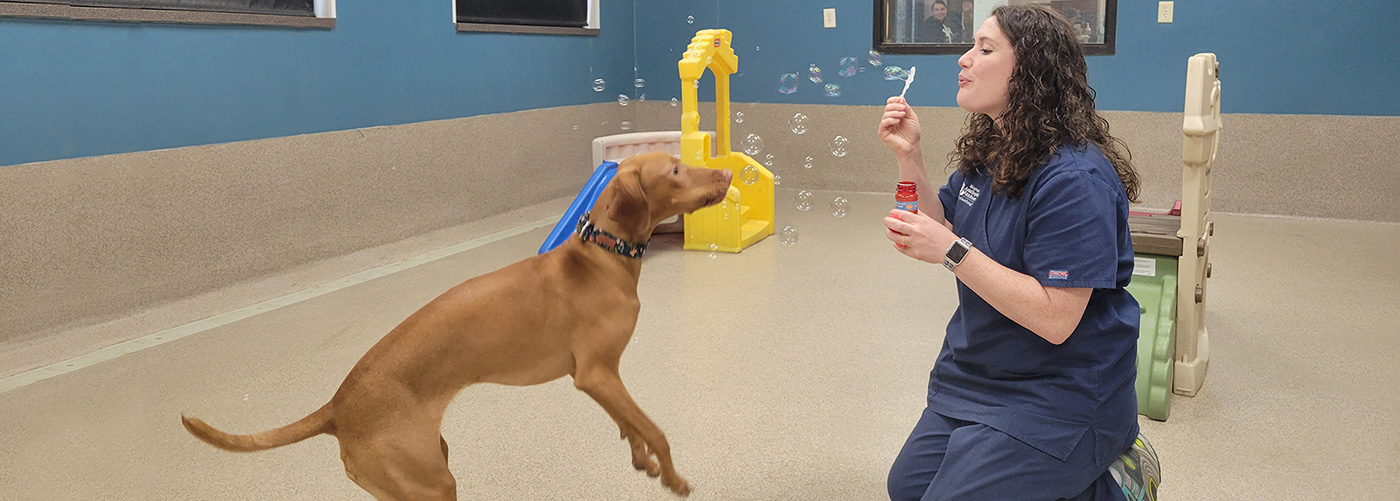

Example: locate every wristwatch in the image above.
[943,238,973,271]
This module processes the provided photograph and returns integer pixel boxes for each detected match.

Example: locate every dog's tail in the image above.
[181,404,333,453]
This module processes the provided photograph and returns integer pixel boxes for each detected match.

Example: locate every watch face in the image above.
[946,241,970,263]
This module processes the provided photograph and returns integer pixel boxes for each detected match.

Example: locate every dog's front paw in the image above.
[637,456,660,477]
[661,473,691,497]
[624,433,660,475]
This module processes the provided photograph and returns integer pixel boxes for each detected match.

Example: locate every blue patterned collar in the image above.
[576,212,647,259]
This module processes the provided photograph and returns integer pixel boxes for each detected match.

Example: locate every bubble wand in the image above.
[898,66,917,100]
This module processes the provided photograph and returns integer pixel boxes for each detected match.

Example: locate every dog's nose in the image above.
[720,169,733,184]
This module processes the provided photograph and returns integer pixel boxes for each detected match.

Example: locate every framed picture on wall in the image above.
[873,0,1116,55]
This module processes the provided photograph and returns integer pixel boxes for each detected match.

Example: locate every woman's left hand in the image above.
[884,209,958,263]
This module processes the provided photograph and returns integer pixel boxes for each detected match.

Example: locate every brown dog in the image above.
[182,152,732,499]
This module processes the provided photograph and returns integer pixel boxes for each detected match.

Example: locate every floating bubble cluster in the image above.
[795,190,814,211]
[741,134,764,155]
[830,197,850,218]
[741,165,759,185]
[789,113,808,135]
[778,73,799,94]
[780,226,799,246]
[829,136,850,157]
[838,56,859,77]
[884,66,910,81]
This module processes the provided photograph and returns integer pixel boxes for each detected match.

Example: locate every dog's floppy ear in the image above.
[605,167,650,234]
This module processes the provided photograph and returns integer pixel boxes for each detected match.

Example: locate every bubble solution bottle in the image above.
[895,181,919,213]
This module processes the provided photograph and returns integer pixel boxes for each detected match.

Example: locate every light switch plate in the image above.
[823,8,836,28]
[1158,2,1173,23]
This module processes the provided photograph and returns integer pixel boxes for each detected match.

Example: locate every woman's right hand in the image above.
[878,97,922,156]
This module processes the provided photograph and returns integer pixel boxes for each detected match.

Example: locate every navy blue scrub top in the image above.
[929,142,1140,466]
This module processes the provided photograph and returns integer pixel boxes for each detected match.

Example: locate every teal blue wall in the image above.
[6,1,1398,167]
[0,2,635,167]
[634,0,1400,116]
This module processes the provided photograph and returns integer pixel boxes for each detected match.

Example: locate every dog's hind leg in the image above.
[340,429,457,501]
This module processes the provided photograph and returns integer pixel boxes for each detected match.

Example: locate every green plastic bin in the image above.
[1125,254,1177,421]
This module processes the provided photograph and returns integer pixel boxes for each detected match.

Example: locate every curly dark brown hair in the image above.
[951,4,1139,202]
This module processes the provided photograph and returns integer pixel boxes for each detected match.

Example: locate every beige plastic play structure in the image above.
[1130,53,1220,399]
[1174,53,1220,397]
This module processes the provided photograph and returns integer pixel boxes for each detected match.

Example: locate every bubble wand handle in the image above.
[898,66,917,100]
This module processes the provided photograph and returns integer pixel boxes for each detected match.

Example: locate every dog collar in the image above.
[576,212,647,259]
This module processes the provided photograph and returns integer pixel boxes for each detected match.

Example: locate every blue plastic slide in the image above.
[539,161,619,254]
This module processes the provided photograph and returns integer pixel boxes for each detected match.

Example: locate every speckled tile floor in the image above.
[2,191,1397,500]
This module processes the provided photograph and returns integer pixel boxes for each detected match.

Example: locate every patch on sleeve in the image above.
[1048,270,1069,280]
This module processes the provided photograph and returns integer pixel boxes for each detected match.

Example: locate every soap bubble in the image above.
[618,94,630,106]
[884,66,909,81]
[634,78,646,88]
[671,97,679,107]
[829,136,849,157]
[741,165,759,185]
[620,121,633,131]
[734,111,745,124]
[838,56,858,77]
[773,174,782,185]
[808,64,823,84]
[592,79,606,92]
[868,50,883,67]
[780,225,799,246]
[741,134,764,155]
[708,242,718,259]
[638,93,646,102]
[830,197,850,218]
[824,83,841,97]
[795,190,814,211]
[756,46,761,52]
[572,124,579,131]
[803,156,814,169]
[763,153,775,167]
[778,73,799,94]
[693,80,700,89]
[789,113,808,134]
[687,15,694,24]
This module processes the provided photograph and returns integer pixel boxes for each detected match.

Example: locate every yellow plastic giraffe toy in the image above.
[677,29,774,253]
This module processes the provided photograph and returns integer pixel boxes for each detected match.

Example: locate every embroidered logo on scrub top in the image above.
[957,182,981,206]
[1048,270,1069,280]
